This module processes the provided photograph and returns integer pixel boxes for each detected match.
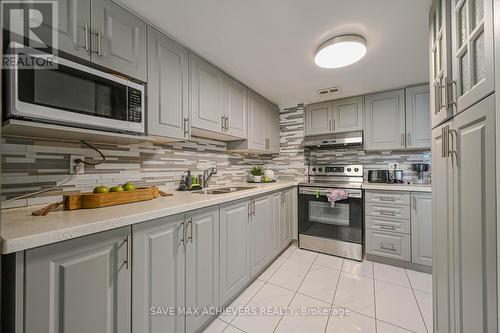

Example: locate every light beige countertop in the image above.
[0,181,297,254]
[362,182,432,193]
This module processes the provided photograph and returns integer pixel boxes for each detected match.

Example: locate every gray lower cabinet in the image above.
[366,229,411,261]
[364,89,406,150]
[185,207,220,333]
[91,0,147,81]
[411,193,432,266]
[270,193,282,258]
[147,26,189,140]
[406,85,431,149]
[219,199,251,305]
[250,195,271,277]
[132,214,185,333]
[432,94,497,332]
[24,227,131,333]
[280,189,292,248]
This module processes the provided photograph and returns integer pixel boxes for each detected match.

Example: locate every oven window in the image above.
[309,201,350,226]
[18,62,127,120]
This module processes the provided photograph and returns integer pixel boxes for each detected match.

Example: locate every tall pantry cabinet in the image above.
[429,0,497,332]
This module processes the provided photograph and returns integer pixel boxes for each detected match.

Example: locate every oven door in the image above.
[9,54,145,134]
[298,187,363,244]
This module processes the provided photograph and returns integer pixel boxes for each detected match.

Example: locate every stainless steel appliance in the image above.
[6,52,145,134]
[298,164,364,261]
[412,163,430,184]
[303,131,363,149]
[367,170,390,183]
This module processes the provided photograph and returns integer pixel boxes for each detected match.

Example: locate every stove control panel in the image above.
[308,165,363,177]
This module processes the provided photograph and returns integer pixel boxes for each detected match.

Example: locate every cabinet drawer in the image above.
[365,191,410,205]
[365,216,410,234]
[366,229,411,261]
[365,202,410,220]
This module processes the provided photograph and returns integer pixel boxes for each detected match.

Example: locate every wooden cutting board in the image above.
[64,186,171,210]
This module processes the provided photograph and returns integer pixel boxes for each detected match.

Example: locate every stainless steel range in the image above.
[298,164,364,261]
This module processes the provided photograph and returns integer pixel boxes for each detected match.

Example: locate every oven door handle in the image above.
[299,188,362,198]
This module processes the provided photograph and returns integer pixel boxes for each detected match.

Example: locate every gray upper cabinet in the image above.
[185,206,220,333]
[24,227,131,333]
[189,53,225,136]
[132,214,185,333]
[250,196,271,277]
[147,27,189,141]
[364,89,406,150]
[91,0,147,81]
[267,103,281,153]
[451,0,494,114]
[411,193,432,266]
[220,199,251,305]
[224,76,247,139]
[429,0,453,128]
[406,85,431,149]
[246,91,267,151]
[332,96,363,132]
[304,102,332,136]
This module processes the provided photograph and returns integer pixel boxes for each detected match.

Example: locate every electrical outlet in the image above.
[70,155,84,174]
[388,163,400,170]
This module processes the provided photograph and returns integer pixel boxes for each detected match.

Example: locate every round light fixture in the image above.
[314,35,367,69]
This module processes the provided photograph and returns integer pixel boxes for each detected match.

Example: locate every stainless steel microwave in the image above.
[6,53,145,135]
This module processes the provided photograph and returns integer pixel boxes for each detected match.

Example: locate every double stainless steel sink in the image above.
[192,186,256,195]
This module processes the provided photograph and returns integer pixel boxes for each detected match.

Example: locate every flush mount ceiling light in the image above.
[314,35,367,69]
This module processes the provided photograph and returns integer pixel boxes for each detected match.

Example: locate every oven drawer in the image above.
[365,216,410,234]
[365,191,410,205]
[365,203,410,220]
[366,229,411,261]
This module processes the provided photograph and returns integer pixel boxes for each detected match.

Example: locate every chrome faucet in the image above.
[203,167,217,187]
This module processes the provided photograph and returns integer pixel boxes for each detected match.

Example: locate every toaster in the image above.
[368,170,390,183]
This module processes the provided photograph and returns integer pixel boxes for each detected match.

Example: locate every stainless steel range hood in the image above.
[303,131,363,149]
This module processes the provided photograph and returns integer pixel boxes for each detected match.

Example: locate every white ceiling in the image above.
[119,0,433,107]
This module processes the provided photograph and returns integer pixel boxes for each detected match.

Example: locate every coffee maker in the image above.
[412,163,430,184]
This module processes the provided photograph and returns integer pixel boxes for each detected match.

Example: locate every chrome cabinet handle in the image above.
[123,236,131,270]
[248,202,253,217]
[434,82,441,115]
[401,133,406,147]
[442,77,449,111]
[84,22,89,52]
[328,120,332,132]
[225,116,229,131]
[380,196,395,202]
[186,218,193,243]
[442,125,450,158]
[449,128,457,159]
[180,220,186,245]
[381,243,397,252]
[380,211,397,216]
[333,120,336,131]
[252,201,256,215]
[97,27,102,56]
[407,133,411,146]
[380,225,396,231]
[221,115,225,132]
[183,117,190,137]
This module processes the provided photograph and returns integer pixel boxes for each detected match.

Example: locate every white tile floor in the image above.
[204,244,433,333]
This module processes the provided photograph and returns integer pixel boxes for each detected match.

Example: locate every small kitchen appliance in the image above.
[368,170,390,183]
[412,163,430,184]
[298,165,364,261]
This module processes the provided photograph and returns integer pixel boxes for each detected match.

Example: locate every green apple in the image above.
[122,182,136,191]
[93,185,109,194]
[109,185,124,192]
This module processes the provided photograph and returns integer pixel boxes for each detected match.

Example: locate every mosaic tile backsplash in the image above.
[1,104,430,208]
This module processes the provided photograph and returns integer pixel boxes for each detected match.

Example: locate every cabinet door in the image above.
[267,103,281,153]
[132,215,185,333]
[147,27,189,140]
[304,102,333,136]
[364,89,406,150]
[429,0,453,128]
[220,200,251,305]
[225,76,247,139]
[281,190,292,249]
[270,193,282,257]
[406,85,431,149]
[25,227,131,333]
[411,193,433,266]
[32,0,91,61]
[431,122,455,333]
[91,0,147,81]
[250,196,271,277]
[190,54,224,134]
[451,94,496,332]
[332,96,363,133]
[451,0,494,113]
[186,206,220,333]
[247,91,267,151]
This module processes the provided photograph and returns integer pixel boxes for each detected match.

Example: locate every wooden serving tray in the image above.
[64,186,167,210]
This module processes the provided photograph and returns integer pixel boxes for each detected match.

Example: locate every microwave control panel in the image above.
[128,88,143,123]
